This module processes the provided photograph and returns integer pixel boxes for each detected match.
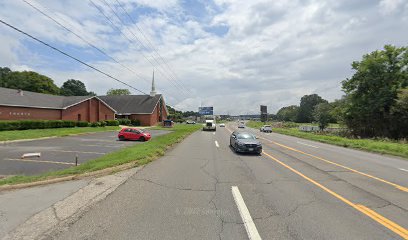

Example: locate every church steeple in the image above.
[150,69,156,97]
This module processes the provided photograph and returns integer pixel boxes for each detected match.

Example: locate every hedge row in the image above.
[0,120,120,131]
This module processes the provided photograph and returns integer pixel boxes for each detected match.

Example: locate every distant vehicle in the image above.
[203,119,216,131]
[118,128,151,141]
[219,123,225,127]
[238,123,245,128]
[186,120,196,124]
[230,131,262,154]
[260,125,272,133]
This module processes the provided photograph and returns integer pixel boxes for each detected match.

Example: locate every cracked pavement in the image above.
[39,125,407,240]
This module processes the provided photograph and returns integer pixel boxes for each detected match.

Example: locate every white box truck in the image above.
[203,119,216,131]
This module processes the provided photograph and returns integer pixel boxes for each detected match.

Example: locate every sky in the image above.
[0,0,407,115]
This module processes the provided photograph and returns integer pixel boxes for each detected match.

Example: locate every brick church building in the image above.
[0,78,168,126]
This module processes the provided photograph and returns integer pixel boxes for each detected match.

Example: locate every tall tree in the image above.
[313,102,333,130]
[342,45,408,138]
[60,79,90,96]
[276,105,299,121]
[0,69,60,95]
[296,94,328,123]
[106,88,131,95]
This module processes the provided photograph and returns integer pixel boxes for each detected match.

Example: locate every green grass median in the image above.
[247,121,408,159]
[0,124,201,186]
[0,126,121,142]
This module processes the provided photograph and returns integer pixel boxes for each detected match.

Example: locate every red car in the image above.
[118,128,151,141]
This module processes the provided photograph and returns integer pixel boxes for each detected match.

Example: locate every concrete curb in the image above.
[0,161,139,192]
[2,166,142,240]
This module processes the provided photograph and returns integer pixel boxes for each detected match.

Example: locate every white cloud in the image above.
[0,0,407,114]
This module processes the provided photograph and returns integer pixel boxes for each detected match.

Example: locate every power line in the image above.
[114,0,193,95]
[22,0,181,105]
[88,0,189,99]
[96,0,192,97]
[0,18,148,95]
[23,0,147,83]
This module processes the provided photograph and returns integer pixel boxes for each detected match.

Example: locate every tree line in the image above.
[0,67,132,96]
[275,45,408,139]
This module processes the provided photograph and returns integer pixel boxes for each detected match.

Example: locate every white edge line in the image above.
[231,186,262,240]
[296,141,319,148]
[215,141,220,148]
[399,168,408,172]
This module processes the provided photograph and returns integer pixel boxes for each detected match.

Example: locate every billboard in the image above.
[260,105,268,122]
[199,107,214,115]
[260,105,267,114]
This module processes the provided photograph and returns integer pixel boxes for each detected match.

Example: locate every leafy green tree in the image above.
[276,105,299,122]
[0,70,60,94]
[390,89,408,138]
[342,45,408,138]
[106,88,131,95]
[313,102,332,130]
[329,98,348,124]
[296,94,328,123]
[0,67,11,79]
[60,79,91,96]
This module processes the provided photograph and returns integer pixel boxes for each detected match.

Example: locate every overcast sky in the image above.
[0,0,407,114]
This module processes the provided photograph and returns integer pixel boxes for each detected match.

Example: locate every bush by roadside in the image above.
[0,120,85,131]
[0,124,201,186]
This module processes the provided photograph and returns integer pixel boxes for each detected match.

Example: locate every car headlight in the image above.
[237,142,245,147]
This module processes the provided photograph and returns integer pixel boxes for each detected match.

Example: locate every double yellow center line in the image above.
[262,151,408,239]
[257,135,408,192]
[224,125,408,238]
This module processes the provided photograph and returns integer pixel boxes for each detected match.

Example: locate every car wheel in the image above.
[119,135,125,141]
[139,136,145,142]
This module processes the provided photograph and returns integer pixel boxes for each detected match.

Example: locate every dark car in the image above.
[230,131,262,154]
[118,128,151,141]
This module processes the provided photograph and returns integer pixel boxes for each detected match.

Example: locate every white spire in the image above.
[150,69,156,97]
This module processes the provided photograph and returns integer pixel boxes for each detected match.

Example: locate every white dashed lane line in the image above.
[231,186,262,240]
[296,141,319,148]
[215,141,219,148]
[399,168,408,172]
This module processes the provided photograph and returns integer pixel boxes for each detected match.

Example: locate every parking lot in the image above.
[0,129,170,176]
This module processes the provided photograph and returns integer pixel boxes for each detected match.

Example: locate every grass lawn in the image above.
[0,126,121,142]
[247,121,408,159]
[0,124,201,186]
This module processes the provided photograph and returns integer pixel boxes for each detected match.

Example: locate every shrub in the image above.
[131,119,141,126]
[105,120,119,126]
[62,120,76,128]
[90,122,99,127]
[0,121,21,131]
[76,121,89,127]
[117,118,131,125]
[0,120,87,131]
[99,121,107,127]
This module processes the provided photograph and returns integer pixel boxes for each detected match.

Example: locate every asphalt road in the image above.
[46,123,407,240]
[0,129,169,176]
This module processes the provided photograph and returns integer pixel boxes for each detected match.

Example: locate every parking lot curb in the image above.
[0,161,140,192]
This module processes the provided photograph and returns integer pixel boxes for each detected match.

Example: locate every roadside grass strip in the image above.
[0,124,201,186]
[246,121,408,159]
[0,126,121,142]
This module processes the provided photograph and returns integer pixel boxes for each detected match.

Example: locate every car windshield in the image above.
[237,133,255,139]
[264,125,271,128]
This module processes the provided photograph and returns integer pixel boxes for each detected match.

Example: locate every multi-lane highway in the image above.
[47,123,408,240]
